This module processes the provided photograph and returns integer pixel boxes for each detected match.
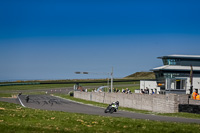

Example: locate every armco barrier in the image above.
[74,91,189,113]
[0,82,40,86]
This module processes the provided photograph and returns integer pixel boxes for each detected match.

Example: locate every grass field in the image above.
[0,101,200,133]
[0,84,74,91]
[0,81,139,91]
[0,82,140,102]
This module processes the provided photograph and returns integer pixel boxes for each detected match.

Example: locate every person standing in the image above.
[196,94,200,100]
[25,95,29,103]
[192,90,198,100]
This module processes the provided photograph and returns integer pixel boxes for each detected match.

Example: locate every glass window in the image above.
[162,59,177,65]
[163,59,168,65]
[166,78,187,90]
[168,59,176,65]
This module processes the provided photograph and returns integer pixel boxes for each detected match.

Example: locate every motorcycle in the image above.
[104,101,119,114]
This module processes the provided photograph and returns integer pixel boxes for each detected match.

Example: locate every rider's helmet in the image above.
[116,101,119,105]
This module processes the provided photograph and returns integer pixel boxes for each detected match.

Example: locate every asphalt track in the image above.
[1,95,200,124]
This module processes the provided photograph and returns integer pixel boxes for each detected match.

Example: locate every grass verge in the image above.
[0,84,74,91]
[0,101,199,133]
[0,93,12,98]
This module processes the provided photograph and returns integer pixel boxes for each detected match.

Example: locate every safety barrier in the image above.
[0,82,40,86]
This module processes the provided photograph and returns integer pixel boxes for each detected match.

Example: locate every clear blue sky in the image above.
[0,0,200,81]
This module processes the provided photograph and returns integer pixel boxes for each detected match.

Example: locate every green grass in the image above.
[0,93,12,98]
[0,82,138,91]
[0,84,74,91]
[158,112,200,119]
[0,101,199,133]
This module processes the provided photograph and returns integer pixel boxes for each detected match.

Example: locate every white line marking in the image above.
[17,96,26,107]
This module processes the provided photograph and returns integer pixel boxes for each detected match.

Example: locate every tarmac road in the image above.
[2,94,196,124]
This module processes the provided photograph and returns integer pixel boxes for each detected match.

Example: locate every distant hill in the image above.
[124,72,155,79]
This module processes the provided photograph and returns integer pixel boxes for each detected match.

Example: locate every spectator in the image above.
[192,90,198,99]
[196,93,200,100]
[124,89,126,93]
[25,95,29,103]
[126,88,129,94]
[146,87,149,94]
[116,88,119,93]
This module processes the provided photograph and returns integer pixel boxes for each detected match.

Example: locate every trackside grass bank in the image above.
[0,101,199,133]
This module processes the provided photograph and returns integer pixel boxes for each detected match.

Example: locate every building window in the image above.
[163,59,178,65]
[164,73,180,78]
[169,59,176,65]
[166,78,187,90]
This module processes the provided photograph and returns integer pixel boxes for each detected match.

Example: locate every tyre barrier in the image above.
[179,104,200,114]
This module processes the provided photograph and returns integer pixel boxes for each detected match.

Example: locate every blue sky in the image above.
[0,0,200,81]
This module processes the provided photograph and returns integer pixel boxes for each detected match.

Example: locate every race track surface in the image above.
[1,95,200,124]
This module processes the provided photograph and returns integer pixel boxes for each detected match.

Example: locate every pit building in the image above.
[140,55,200,94]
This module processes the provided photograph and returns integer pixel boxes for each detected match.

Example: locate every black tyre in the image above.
[110,107,115,114]
[104,109,108,113]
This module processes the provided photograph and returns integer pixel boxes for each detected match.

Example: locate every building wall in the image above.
[185,77,200,94]
[140,80,157,89]
[180,60,200,66]
[74,91,188,113]
[140,80,160,94]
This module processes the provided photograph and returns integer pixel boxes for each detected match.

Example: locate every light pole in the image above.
[110,67,113,93]
[75,67,114,92]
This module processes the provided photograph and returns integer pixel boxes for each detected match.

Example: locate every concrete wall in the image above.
[74,91,189,113]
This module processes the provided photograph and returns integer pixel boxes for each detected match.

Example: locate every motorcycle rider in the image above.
[109,101,119,112]
[111,101,119,110]
[25,95,29,103]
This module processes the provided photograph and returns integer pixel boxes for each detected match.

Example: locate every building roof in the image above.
[151,65,200,71]
[158,55,200,59]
